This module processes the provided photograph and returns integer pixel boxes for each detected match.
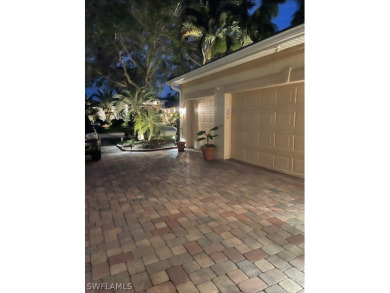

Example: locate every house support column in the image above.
[214,88,225,159]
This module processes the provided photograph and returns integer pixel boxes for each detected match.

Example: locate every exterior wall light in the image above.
[179,108,185,115]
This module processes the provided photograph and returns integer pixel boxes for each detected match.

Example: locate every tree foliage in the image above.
[134,108,163,141]
[249,0,287,41]
[180,0,255,64]
[86,0,190,94]
[291,0,304,26]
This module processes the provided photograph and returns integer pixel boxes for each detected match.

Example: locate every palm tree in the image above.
[91,89,116,123]
[85,94,100,115]
[249,0,287,41]
[181,0,253,65]
[113,88,157,127]
[134,108,163,141]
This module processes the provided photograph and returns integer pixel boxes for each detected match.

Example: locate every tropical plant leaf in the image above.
[196,130,206,135]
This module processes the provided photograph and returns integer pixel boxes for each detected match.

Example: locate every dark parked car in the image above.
[85,116,101,161]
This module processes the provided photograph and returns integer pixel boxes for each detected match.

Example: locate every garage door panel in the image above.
[293,158,304,175]
[258,152,273,167]
[275,133,291,149]
[276,87,294,105]
[231,144,244,161]
[259,90,275,106]
[259,111,274,127]
[231,83,304,178]
[293,135,304,151]
[296,85,304,104]
[244,149,257,163]
[273,155,291,171]
[244,131,259,146]
[259,132,273,146]
[275,111,293,128]
[245,92,260,106]
[295,111,304,130]
[244,112,259,127]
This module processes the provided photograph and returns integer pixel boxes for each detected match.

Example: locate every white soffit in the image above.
[168,24,304,86]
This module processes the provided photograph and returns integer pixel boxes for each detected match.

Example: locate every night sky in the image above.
[86,0,299,98]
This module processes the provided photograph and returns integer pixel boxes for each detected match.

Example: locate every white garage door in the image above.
[193,98,215,149]
[231,83,304,178]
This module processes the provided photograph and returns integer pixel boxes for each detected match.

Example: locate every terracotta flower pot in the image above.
[201,146,216,161]
[176,141,185,152]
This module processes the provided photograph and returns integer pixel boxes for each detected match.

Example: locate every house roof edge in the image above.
[167,24,304,86]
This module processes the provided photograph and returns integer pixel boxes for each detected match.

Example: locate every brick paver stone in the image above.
[156,246,173,260]
[277,251,296,262]
[184,241,203,255]
[183,261,201,274]
[152,227,172,237]
[266,255,292,271]
[110,263,127,275]
[92,262,110,280]
[212,275,240,293]
[282,244,304,257]
[284,268,304,287]
[132,246,155,259]
[127,258,145,275]
[145,259,171,275]
[259,268,287,286]
[236,260,261,278]
[197,237,212,247]
[91,251,108,265]
[223,247,245,263]
[210,251,228,263]
[243,237,262,250]
[168,252,194,266]
[193,252,214,268]
[235,243,252,254]
[189,268,217,285]
[142,254,159,266]
[146,281,176,293]
[131,271,152,291]
[108,252,133,266]
[267,217,285,227]
[265,284,288,293]
[197,280,219,293]
[203,243,225,254]
[289,256,304,271]
[171,245,187,256]
[176,281,199,293]
[102,271,131,285]
[150,271,169,285]
[238,277,267,293]
[166,265,189,285]
[227,269,249,284]
[244,249,268,262]
[221,237,243,248]
[278,279,303,293]
[210,260,237,276]
[255,259,275,272]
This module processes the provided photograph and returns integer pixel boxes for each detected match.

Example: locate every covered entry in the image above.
[192,97,215,149]
[231,83,304,178]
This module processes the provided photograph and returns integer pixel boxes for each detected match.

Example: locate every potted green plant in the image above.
[196,126,221,161]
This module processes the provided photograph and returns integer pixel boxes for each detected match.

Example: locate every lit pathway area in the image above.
[86,146,304,293]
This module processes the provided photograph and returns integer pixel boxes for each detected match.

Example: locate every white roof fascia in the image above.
[167,24,304,86]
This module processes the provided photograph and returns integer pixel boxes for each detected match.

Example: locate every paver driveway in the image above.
[86,146,304,293]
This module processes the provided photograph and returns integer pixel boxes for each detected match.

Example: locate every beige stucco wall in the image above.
[179,43,304,160]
